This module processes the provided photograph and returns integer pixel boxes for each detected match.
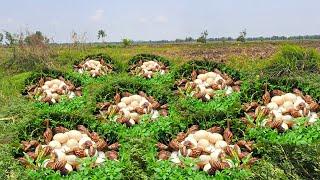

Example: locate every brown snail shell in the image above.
[108,142,120,151]
[176,132,187,142]
[114,93,121,104]
[186,125,199,135]
[158,150,171,160]
[96,139,108,151]
[53,126,69,134]
[156,142,168,150]
[168,140,180,151]
[105,150,118,160]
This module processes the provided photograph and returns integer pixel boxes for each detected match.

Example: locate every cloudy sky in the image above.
[0,0,319,42]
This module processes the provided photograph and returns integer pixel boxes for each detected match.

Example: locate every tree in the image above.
[197,30,208,43]
[236,29,247,43]
[4,31,17,46]
[185,37,193,42]
[122,38,133,47]
[24,31,49,45]
[0,33,3,44]
[97,29,106,43]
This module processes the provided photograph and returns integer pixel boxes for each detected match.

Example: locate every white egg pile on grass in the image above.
[156,125,257,175]
[176,69,241,101]
[243,88,319,132]
[26,77,81,104]
[18,124,119,174]
[130,60,169,79]
[97,92,169,126]
[74,59,113,77]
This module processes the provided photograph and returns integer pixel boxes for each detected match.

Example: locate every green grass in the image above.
[0,43,320,179]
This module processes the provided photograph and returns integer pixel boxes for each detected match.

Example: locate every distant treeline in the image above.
[138,35,320,44]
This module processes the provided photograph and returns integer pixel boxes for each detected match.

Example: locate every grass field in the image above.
[1,41,320,179]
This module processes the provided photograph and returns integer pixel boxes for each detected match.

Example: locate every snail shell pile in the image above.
[75,59,113,77]
[26,77,81,104]
[243,89,319,131]
[130,60,168,79]
[18,124,120,174]
[176,69,241,101]
[97,92,168,126]
[156,125,257,175]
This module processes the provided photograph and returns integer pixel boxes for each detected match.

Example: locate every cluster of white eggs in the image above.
[137,61,166,78]
[116,94,159,126]
[263,93,318,130]
[189,72,233,100]
[43,130,106,172]
[38,79,76,103]
[77,60,112,77]
[169,130,234,173]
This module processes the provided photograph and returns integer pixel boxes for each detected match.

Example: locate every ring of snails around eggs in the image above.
[18,124,120,174]
[97,91,169,126]
[25,77,82,104]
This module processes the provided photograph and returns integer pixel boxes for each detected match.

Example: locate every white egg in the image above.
[121,97,132,105]
[184,134,198,147]
[48,140,61,149]
[271,96,284,106]
[207,72,217,78]
[78,136,92,147]
[55,149,66,161]
[281,123,289,131]
[206,88,214,96]
[210,149,222,161]
[130,101,140,109]
[151,111,159,119]
[53,133,69,144]
[225,86,233,95]
[283,93,297,102]
[204,145,216,153]
[199,155,211,164]
[267,102,279,110]
[65,155,77,166]
[207,133,223,144]
[66,130,82,141]
[203,163,212,172]
[61,145,71,153]
[130,112,139,119]
[283,101,294,110]
[65,163,73,172]
[95,157,105,164]
[197,139,210,149]
[131,95,141,101]
[214,140,228,149]
[66,139,79,150]
[194,79,203,84]
[197,74,207,81]
[98,151,106,159]
[129,119,136,125]
[206,78,215,86]
[117,102,127,109]
[193,130,209,141]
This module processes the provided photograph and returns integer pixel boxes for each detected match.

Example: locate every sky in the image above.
[0,0,319,43]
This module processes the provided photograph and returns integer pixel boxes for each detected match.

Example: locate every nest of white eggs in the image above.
[25,77,81,104]
[129,60,169,78]
[97,91,168,126]
[156,124,258,175]
[74,58,113,77]
[18,122,119,175]
[175,69,241,101]
[242,88,320,132]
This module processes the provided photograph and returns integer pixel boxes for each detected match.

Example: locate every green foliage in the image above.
[122,38,133,47]
[264,45,320,77]
[196,30,208,43]
[1,43,320,179]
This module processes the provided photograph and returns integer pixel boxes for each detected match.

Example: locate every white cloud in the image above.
[91,9,104,22]
[7,18,14,23]
[154,15,168,23]
[138,17,148,23]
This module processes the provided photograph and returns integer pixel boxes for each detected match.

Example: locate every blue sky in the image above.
[0,0,319,42]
